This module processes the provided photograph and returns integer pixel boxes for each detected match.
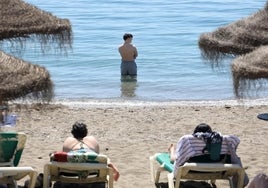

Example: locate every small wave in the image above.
[52,98,268,109]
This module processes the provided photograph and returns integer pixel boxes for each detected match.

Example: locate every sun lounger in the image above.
[150,152,245,188]
[43,150,113,188]
[0,132,38,188]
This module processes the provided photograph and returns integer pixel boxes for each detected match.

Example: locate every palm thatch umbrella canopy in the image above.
[198,2,268,99]
[232,46,268,97]
[0,0,72,52]
[0,51,53,103]
[198,2,268,61]
[0,0,72,105]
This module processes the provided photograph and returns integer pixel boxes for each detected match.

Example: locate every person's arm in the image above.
[133,46,138,59]
[107,158,120,181]
[168,144,176,162]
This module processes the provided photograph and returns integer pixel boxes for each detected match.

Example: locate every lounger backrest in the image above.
[175,134,239,167]
[187,153,232,163]
[0,132,26,166]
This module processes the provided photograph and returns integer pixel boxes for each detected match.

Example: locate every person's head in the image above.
[193,123,212,134]
[71,122,88,139]
[123,33,133,41]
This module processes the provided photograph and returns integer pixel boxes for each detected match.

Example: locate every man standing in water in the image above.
[118,33,138,81]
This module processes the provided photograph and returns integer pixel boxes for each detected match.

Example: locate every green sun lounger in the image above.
[0,132,37,188]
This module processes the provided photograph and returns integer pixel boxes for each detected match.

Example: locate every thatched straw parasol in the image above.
[0,0,72,53]
[0,0,73,105]
[198,2,268,61]
[0,51,53,103]
[232,46,268,97]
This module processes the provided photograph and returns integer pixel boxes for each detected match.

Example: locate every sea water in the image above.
[3,0,268,103]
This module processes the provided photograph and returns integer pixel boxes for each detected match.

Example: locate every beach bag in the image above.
[204,132,222,161]
[195,132,223,161]
[228,143,249,188]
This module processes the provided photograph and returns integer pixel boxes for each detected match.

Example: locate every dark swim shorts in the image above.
[121,61,137,76]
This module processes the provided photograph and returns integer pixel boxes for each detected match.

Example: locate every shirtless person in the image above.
[63,122,99,153]
[63,122,120,181]
[118,33,138,80]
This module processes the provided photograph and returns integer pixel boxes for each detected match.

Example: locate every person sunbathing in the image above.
[63,122,120,182]
[168,123,240,170]
[168,123,247,187]
[169,123,213,162]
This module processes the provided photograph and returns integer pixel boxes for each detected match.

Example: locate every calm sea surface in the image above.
[5,1,268,102]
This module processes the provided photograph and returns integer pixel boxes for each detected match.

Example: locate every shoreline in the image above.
[10,97,268,109]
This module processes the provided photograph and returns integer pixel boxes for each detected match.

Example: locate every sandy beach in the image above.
[2,101,268,188]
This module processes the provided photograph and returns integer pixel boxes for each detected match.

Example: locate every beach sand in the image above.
[2,101,268,188]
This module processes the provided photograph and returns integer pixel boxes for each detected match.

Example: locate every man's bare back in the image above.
[118,43,138,61]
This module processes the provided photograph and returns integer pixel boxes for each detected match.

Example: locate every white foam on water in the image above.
[51,98,268,109]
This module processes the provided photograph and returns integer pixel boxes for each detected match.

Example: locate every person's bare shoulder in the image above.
[62,137,76,152]
[84,136,100,153]
[118,43,124,49]
[63,137,76,145]
[84,135,98,143]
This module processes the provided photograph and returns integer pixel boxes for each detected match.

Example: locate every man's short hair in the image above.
[123,33,133,41]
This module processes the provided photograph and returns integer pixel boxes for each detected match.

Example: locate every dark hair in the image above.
[193,123,212,134]
[123,33,133,41]
[71,122,88,139]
